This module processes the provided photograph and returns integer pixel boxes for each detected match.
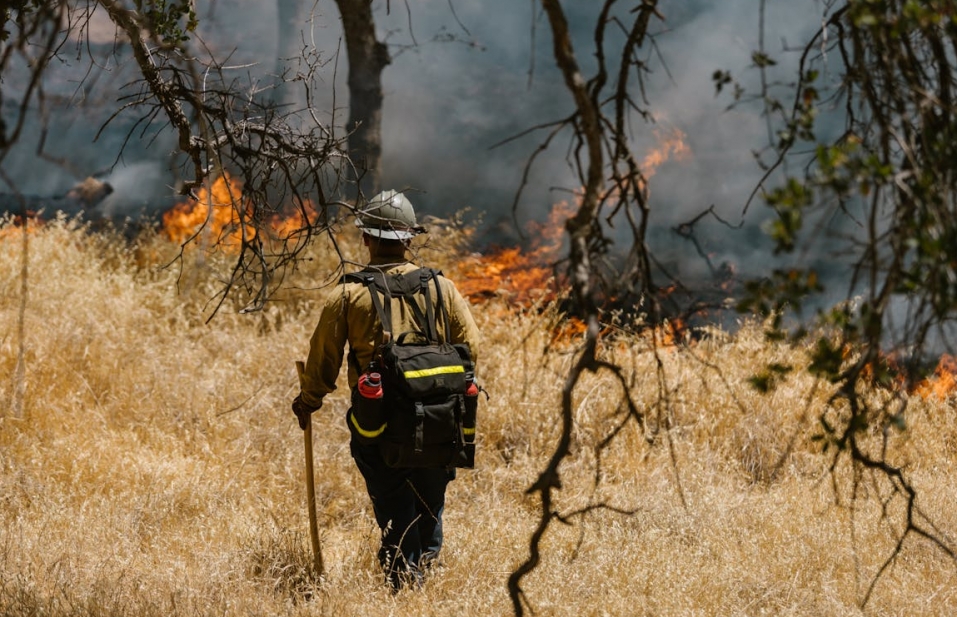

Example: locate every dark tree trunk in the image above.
[334,0,389,198]
[274,0,389,199]
[275,0,303,80]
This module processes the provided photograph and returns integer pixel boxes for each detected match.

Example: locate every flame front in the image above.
[162,173,249,248]
[457,199,575,304]
[458,125,690,304]
[640,126,690,190]
[0,216,42,241]
[456,125,693,345]
[161,172,320,250]
[914,354,957,400]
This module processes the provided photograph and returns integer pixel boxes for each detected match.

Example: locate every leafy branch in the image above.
[728,0,957,605]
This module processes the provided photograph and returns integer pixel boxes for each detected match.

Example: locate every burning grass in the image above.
[161,172,322,251]
[1,217,957,616]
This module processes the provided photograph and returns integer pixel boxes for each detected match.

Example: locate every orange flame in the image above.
[0,216,43,241]
[457,199,576,304]
[858,351,957,400]
[913,354,957,400]
[269,200,320,239]
[655,317,689,347]
[639,126,690,190]
[161,172,321,250]
[162,173,250,248]
[458,125,691,305]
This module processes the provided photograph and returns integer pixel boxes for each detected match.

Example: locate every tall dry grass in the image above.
[1,214,956,616]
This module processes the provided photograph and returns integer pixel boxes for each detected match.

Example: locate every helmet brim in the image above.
[356,219,426,241]
[358,225,417,241]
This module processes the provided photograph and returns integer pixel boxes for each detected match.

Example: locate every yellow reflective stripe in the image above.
[350,411,387,439]
[463,427,476,435]
[403,365,465,379]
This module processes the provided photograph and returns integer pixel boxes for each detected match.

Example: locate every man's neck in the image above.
[368,254,409,267]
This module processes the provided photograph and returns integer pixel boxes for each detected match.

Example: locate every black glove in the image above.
[292,395,318,430]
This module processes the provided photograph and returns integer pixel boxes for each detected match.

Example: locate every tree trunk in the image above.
[334,0,389,198]
[275,0,302,81]
[274,0,388,198]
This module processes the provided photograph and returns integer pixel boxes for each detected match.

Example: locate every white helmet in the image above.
[355,190,425,240]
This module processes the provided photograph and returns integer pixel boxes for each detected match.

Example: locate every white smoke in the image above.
[5,0,827,260]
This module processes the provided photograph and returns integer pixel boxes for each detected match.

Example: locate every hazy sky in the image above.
[3,0,829,280]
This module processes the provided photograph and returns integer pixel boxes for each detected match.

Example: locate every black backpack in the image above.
[343,267,477,469]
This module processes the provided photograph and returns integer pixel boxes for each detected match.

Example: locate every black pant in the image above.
[350,440,454,587]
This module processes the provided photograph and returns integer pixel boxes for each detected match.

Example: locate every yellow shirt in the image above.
[299,259,481,410]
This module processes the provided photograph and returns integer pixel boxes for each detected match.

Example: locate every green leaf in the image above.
[751,51,777,68]
[808,337,844,382]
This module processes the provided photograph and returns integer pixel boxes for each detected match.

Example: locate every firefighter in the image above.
[292,189,481,589]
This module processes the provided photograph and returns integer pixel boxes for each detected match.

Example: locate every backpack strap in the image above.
[386,269,434,343]
[341,267,450,345]
[341,271,395,338]
[399,268,451,345]
[417,270,439,343]
[427,268,453,343]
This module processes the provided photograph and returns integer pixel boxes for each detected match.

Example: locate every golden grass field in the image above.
[2,215,956,616]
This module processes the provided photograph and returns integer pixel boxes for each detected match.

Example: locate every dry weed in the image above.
[1,217,955,616]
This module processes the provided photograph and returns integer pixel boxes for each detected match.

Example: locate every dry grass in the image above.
[2,215,956,616]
